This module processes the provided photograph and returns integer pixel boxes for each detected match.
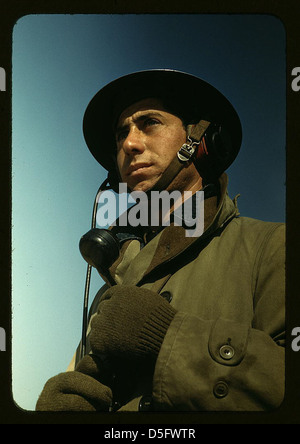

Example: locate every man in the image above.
[36,69,285,412]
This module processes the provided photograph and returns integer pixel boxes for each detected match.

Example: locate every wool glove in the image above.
[89,285,177,366]
[36,354,113,412]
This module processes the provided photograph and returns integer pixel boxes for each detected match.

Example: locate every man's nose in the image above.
[122,127,146,156]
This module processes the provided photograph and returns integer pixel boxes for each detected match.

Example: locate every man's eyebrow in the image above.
[115,112,164,134]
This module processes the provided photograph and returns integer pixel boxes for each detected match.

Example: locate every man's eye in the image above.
[116,130,128,142]
[145,118,159,127]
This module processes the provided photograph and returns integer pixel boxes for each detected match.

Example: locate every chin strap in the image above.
[149,119,211,192]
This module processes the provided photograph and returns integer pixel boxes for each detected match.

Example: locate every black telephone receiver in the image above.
[79,228,120,281]
[79,179,120,358]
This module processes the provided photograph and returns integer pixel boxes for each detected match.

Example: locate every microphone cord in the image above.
[80,178,110,359]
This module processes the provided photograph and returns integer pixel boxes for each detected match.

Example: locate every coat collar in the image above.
[101,173,239,287]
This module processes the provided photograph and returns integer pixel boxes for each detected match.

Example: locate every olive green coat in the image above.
[76,173,285,412]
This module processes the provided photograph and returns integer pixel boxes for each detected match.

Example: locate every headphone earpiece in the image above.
[194,123,233,180]
[209,124,233,163]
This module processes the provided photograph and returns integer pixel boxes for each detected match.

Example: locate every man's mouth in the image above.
[126,162,153,176]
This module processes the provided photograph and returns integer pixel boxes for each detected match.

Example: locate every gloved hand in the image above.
[36,354,113,411]
[89,285,177,366]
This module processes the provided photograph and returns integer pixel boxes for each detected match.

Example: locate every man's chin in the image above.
[129,183,153,193]
[128,177,161,193]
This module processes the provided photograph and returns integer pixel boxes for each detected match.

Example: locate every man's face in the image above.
[115,98,201,192]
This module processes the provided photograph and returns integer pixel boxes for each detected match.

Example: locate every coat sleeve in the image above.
[152,224,285,411]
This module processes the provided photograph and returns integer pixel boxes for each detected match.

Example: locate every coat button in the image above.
[139,395,153,411]
[213,381,229,399]
[219,345,235,360]
[160,291,173,303]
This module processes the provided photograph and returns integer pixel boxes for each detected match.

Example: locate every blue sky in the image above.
[12,14,286,411]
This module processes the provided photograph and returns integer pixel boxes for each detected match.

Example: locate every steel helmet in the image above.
[83,69,242,188]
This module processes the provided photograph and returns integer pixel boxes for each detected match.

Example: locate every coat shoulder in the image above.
[228,215,285,240]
